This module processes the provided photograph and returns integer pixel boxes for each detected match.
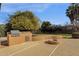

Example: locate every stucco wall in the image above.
[7,32,32,46]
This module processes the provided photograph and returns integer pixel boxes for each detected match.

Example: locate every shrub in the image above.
[72,32,79,38]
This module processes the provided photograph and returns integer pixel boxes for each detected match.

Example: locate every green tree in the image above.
[6,11,40,31]
[0,3,1,10]
[0,24,6,37]
[66,3,79,23]
[66,5,74,24]
[66,3,79,32]
[41,21,52,33]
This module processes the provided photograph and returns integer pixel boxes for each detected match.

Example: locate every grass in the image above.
[32,34,72,41]
[59,34,72,39]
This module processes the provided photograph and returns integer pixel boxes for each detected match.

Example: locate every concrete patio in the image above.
[0,39,79,56]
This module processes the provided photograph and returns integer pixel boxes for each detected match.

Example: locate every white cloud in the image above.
[1,3,52,13]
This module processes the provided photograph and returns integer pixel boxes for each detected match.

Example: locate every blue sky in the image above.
[0,3,70,25]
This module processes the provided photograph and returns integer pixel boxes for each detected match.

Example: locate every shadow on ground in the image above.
[1,40,8,46]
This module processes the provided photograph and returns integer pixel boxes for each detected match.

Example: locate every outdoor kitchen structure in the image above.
[7,30,32,46]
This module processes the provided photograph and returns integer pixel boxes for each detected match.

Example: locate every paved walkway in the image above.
[0,39,79,56]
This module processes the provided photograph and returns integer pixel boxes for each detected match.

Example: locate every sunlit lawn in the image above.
[32,34,72,41]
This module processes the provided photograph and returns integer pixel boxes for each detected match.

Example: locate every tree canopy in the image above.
[66,3,79,32]
[6,11,41,31]
[0,3,1,10]
[41,21,53,33]
[0,24,6,37]
[66,3,79,24]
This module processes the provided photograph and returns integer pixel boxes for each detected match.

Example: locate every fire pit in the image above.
[45,36,58,45]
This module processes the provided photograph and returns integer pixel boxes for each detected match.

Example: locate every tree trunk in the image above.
[72,19,76,33]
